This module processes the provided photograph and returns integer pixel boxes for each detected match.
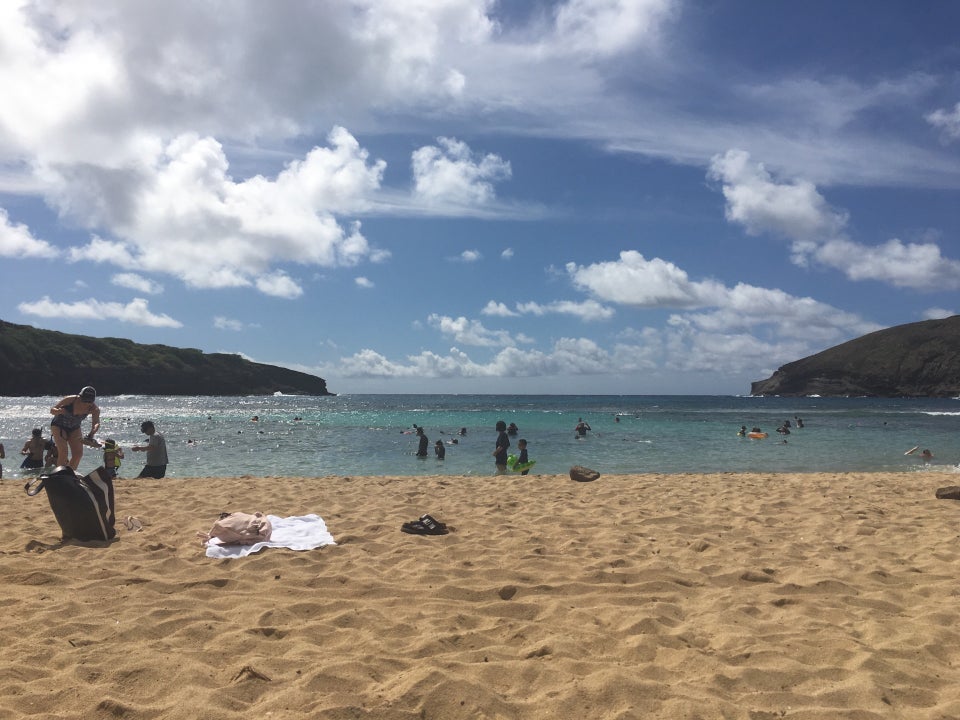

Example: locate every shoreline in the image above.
[4,472,960,719]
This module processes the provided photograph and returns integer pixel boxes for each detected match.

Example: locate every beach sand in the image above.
[3,471,960,719]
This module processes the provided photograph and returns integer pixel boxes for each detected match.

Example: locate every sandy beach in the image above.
[3,471,960,719]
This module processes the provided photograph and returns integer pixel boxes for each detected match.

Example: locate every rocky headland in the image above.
[751,316,960,397]
[0,320,332,396]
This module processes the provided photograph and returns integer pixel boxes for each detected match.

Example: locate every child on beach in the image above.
[44,440,58,467]
[516,438,530,476]
[102,438,124,478]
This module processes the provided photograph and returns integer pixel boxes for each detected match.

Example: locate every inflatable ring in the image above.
[747,432,768,439]
[507,454,536,473]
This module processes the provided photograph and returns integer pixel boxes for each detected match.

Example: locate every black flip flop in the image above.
[401,515,449,535]
[419,514,447,531]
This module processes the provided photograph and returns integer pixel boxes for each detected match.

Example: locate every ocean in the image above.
[2,394,959,480]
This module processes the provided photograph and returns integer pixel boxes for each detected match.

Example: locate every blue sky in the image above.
[1,0,959,395]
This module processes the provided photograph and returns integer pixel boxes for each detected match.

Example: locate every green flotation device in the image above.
[507,454,536,473]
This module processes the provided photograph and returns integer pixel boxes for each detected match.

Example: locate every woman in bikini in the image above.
[50,386,101,470]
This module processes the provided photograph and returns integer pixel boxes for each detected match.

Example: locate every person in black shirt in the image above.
[493,420,510,474]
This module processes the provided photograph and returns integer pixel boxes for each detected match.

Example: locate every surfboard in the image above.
[904,446,919,455]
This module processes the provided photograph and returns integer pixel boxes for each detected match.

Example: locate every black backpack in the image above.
[25,466,116,541]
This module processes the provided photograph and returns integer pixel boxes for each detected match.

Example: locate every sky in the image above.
[1,0,959,395]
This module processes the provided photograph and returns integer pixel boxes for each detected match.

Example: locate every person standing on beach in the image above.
[0,442,4,478]
[20,428,46,470]
[493,420,510,474]
[132,421,168,478]
[50,386,101,470]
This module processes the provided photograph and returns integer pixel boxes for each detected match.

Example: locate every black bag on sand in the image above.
[935,486,960,500]
[25,466,116,541]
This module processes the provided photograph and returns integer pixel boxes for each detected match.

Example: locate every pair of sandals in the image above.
[401,514,449,535]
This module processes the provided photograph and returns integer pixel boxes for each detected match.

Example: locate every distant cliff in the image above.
[751,316,960,397]
[0,320,333,396]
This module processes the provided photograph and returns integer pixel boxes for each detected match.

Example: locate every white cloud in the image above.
[255,272,303,299]
[355,276,374,288]
[553,0,675,57]
[60,129,383,294]
[515,299,615,321]
[111,272,163,294]
[812,237,960,290]
[1,0,956,216]
[481,300,519,317]
[501,248,514,259]
[676,283,877,341]
[427,313,530,347]
[661,320,811,375]
[327,332,694,382]
[214,316,245,331]
[459,249,482,262]
[567,250,725,308]
[568,251,877,342]
[323,283,872,386]
[412,137,511,206]
[922,307,955,320]
[69,235,138,266]
[336,261,847,381]
[709,149,960,291]
[708,149,848,242]
[0,208,58,258]
[0,2,492,164]
[323,332,707,382]
[927,102,960,142]
[18,296,182,328]
[369,247,392,263]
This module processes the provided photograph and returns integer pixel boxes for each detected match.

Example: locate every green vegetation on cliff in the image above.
[0,320,332,396]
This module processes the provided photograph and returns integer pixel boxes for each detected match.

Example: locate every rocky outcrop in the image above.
[751,316,960,397]
[0,320,333,396]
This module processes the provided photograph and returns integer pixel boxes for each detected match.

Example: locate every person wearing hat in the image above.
[49,386,101,470]
[132,420,168,478]
[101,438,124,478]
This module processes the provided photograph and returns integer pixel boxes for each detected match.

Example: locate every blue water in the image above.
[2,394,960,479]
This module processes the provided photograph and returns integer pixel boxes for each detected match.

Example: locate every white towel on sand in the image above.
[204,513,336,559]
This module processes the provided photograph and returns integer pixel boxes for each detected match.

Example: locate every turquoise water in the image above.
[2,394,960,479]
